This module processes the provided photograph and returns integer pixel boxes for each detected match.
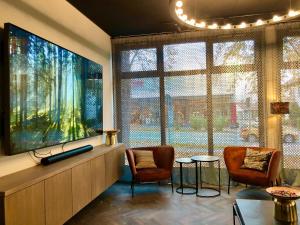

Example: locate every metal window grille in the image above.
[278,28,300,170]
[113,31,264,168]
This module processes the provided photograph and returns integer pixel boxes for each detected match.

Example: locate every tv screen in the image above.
[3,23,103,155]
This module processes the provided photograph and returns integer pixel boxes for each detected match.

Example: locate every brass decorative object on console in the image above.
[266,187,300,223]
[103,130,119,146]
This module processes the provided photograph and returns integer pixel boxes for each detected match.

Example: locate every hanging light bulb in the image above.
[239,22,247,28]
[180,14,187,21]
[256,19,264,26]
[222,23,232,29]
[273,15,282,22]
[196,21,206,28]
[176,1,183,8]
[208,23,218,29]
[176,8,183,15]
[288,10,299,17]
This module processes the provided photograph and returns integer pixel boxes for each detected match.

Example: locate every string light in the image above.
[196,22,206,28]
[273,15,282,22]
[176,8,183,15]
[222,23,232,29]
[172,0,300,30]
[288,10,300,17]
[256,19,264,26]
[180,14,187,21]
[239,22,247,29]
[176,1,183,8]
[208,23,218,29]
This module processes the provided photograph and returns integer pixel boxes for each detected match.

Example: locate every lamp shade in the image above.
[270,102,289,114]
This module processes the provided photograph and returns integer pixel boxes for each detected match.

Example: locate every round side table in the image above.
[175,158,197,195]
[191,155,221,197]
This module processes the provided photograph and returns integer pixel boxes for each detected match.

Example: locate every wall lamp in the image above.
[270,102,289,114]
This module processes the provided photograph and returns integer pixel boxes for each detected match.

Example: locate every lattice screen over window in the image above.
[280,34,300,169]
[120,78,161,147]
[115,34,263,167]
[165,75,208,159]
[211,40,260,161]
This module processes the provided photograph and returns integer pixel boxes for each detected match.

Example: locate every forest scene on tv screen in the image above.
[7,24,103,154]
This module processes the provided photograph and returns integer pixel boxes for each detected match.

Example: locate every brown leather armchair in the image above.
[224,146,281,194]
[126,146,175,197]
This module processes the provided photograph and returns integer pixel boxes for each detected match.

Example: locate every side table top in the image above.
[175,158,195,164]
[191,155,219,162]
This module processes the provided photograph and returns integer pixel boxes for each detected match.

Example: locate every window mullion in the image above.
[206,41,214,155]
[158,45,166,145]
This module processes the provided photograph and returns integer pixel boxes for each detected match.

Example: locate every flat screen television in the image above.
[3,23,103,155]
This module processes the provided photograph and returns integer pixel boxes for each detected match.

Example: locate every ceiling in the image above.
[67,0,300,38]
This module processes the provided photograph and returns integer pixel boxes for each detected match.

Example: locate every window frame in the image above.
[114,32,264,153]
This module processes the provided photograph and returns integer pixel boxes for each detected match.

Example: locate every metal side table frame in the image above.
[175,158,197,195]
[191,155,221,197]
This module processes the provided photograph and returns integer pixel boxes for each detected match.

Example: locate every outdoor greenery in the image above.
[214,116,229,131]
[190,114,207,131]
[287,103,300,129]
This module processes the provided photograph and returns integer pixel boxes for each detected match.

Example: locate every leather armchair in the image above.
[126,145,175,197]
[224,146,281,194]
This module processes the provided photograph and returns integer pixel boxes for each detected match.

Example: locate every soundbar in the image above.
[41,145,93,165]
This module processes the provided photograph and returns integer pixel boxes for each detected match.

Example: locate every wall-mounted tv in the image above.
[3,23,103,155]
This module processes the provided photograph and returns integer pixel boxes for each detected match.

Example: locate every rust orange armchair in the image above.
[126,146,175,197]
[224,146,281,194]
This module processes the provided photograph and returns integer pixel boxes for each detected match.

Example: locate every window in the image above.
[213,40,255,66]
[116,36,262,164]
[212,72,259,153]
[163,42,206,71]
[165,75,208,156]
[121,48,157,72]
[120,78,161,147]
[283,36,300,62]
[280,35,300,169]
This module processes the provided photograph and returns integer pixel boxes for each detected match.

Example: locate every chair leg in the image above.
[171,174,174,193]
[131,180,135,197]
[228,176,230,195]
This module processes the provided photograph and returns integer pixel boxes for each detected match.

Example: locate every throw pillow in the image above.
[134,150,157,169]
[241,148,272,172]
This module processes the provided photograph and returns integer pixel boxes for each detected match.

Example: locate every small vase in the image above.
[104,130,119,146]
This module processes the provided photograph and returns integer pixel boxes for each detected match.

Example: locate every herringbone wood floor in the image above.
[65,182,243,225]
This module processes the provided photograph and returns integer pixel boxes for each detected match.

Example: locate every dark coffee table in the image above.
[233,199,300,225]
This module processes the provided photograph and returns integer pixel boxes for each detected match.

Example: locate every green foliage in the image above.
[214,116,228,131]
[190,115,207,131]
[296,118,300,130]
[174,122,181,131]
[289,103,300,127]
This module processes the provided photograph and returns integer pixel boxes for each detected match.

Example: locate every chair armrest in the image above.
[267,150,281,182]
[126,149,137,176]
[224,147,246,173]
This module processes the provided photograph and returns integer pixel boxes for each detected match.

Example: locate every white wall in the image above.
[0,0,113,177]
